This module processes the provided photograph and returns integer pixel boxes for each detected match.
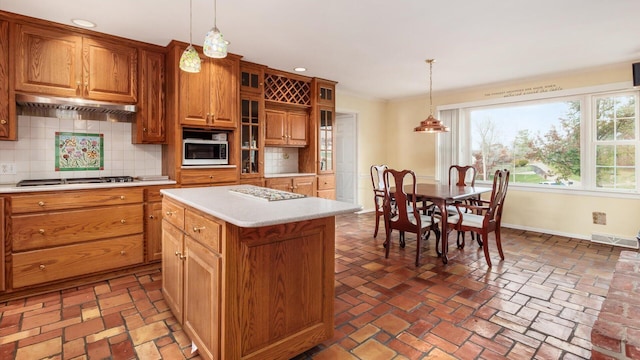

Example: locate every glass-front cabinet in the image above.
[241,97,262,176]
[319,107,334,173]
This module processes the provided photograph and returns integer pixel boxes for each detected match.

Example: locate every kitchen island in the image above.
[160,185,361,360]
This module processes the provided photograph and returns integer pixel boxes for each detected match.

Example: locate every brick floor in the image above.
[0,212,623,359]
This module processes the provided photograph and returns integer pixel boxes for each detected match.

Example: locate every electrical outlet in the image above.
[0,163,16,175]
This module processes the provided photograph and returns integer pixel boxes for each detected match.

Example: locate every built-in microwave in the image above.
[182,139,228,166]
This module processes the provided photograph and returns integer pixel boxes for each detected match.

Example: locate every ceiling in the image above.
[2,0,640,100]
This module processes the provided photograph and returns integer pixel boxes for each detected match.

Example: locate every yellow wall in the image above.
[337,61,640,241]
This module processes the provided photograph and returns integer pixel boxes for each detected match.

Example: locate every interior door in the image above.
[336,113,357,204]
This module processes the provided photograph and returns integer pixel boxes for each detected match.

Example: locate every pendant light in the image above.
[179,0,201,73]
[414,59,450,133]
[203,0,228,58]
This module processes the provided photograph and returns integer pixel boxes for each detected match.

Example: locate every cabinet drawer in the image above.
[11,188,143,214]
[180,168,239,185]
[163,198,185,229]
[12,235,144,288]
[145,186,166,202]
[317,175,335,190]
[12,204,143,251]
[185,209,223,253]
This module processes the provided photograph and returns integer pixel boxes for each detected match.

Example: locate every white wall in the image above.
[0,115,162,184]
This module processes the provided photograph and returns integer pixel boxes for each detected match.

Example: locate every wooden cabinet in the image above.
[317,174,336,200]
[14,23,137,103]
[9,188,145,289]
[162,200,223,359]
[0,19,15,141]
[133,48,165,144]
[145,186,166,262]
[0,197,4,291]
[179,167,239,186]
[266,176,316,197]
[178,47,239,128]
[264,108,308,146]
[240,61,265,95]
[240,95,263,177]
[162,195,336,360]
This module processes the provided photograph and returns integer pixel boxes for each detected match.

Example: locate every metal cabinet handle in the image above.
[166,210,175,216]
[39,264,46,270]
[193,226,206,233]
[120,250,126,255]
[120,219,126,224]
[38,229,45,235]
[149,215,155,219]
[0,119,6,125]
[120,196,125,200]
[38,201,45,207]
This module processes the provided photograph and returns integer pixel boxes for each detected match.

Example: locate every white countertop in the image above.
[0,180,177,193]
[161,185,362,228]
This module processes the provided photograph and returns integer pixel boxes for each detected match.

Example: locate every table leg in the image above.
[436,199,448,264]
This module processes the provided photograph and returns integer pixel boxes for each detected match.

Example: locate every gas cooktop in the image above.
[16,176,135,187]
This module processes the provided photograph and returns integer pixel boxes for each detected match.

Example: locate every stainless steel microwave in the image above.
[182,139,228,166]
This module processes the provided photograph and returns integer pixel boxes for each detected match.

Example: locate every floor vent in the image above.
[591,233,638,249]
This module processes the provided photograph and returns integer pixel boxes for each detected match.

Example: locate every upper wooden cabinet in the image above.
[133,49,165,144]
[264,108,308,147]
[13,23,137,103]
[0,19,15,141]
[240,61,265,95]
[178,46,239,128]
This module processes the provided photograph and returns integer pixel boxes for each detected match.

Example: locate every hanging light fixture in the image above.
[179,0,201,73]
[414,59,450,133]
[203,0,228,58]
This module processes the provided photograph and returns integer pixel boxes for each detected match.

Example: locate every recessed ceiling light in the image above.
[294,67,307,72]
[71,19,96,28]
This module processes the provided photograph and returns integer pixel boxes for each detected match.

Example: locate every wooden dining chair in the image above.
[448,169,510,267]
[370,164,388,238]
[448,165,480,248]
[382,169,440,266]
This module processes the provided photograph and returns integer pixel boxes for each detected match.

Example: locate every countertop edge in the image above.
[0,180,178,194]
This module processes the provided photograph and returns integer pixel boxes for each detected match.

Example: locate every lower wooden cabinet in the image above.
[265,176,316,197]
[317,174,336,199]
[162,204,223,359]
[180,167,239,186]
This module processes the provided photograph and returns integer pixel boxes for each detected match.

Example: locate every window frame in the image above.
[437,81,640,196]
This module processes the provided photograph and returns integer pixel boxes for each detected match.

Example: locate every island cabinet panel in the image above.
[12,235,143,288]
[161,195,336,360]
[12,204,143,251]
[162,220,185,323]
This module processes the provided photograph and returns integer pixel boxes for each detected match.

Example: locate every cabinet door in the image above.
[264,109,287,145]
[83,37,137,102]
[240,62,264,95]
[266,177,293,192]
[146,201,163,262]
[179,52,211,126]
[14,23,83,98]
[318,107,334,173]
[0,19,13,141]
[162,221,184,323]
[288,111,309,146]
[240,96,262,176]
[134,49,165,144]
[0,197,4,291]
[209,57,238,128]
[184,236,221,360]
[293,177,316,197]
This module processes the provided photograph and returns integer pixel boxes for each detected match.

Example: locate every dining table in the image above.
[400,183,492,264]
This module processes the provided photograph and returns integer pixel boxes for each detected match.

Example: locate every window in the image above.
[442,86,639,192]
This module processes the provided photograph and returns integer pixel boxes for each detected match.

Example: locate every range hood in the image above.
[15,93,137,122]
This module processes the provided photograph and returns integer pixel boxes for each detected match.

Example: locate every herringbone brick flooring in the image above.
[0,212,623,359]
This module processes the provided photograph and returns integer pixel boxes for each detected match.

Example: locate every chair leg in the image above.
[399,232,406,248]
[496,229,504,260]
[373,210,380,238]
[434,225,442,257]
[481,231,492,267]
[415,232,422,267]
[475,231,483,247]
[384,229,392,259]
[457,231,465,249]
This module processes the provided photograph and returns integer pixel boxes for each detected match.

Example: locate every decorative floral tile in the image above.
[55,132,104,171]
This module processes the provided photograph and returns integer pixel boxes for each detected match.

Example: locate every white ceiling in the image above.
[2,0,640,100]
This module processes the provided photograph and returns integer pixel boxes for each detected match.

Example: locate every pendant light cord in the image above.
[427,59,434,116]
[189,0,193,44]
[214,0,218,28]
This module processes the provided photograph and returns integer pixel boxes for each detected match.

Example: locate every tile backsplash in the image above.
[0,115,162,184]
[265,147,299,174]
